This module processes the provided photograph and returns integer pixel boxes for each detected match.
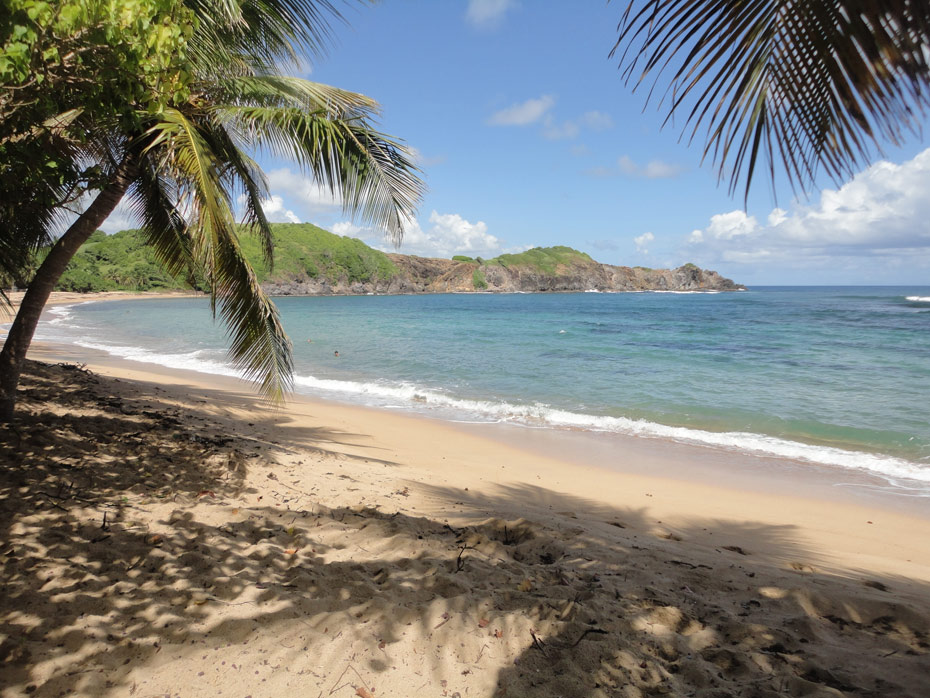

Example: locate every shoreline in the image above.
[7,290,929,519]
[26,338,930,579]
[4,323,930,695]
[20,292,930,517]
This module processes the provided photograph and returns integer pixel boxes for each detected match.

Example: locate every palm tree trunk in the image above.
[0,158,137,422]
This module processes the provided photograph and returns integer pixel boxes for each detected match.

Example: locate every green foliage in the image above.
[237,223,397,285]
[0,0,196,282]
[633,266,653,272]
[488,246,594,275]
[452,255,475,263]
[2,1,424,404]
[47,223,398,291]
[472,268,487,290]
[47,229,187,292]
[680,262,700,271]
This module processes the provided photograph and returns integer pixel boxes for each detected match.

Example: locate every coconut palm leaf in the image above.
[141,108,293,400]
[213,77,423,241]
[611,0,930,198]
[187,0,345,72]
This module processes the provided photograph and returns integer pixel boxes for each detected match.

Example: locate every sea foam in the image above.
[35,296,930,494]
[288,371,930,488]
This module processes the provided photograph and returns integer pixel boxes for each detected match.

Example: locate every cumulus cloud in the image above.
[264,168,341,215]
[633,232,655,253]
[344,210,502,259]
[488,95,555,126]
[332,221,365,237]
[98,199,139,234]
[466,0,517,28]
[260,195,301,224]
[686,148,930,275]
[401,211,501,257]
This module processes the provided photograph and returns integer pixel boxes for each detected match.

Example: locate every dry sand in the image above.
[2,294,930,697]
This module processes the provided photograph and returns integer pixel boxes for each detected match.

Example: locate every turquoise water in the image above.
[34,287,930,492]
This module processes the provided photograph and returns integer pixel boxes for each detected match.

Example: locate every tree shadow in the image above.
[1,361,929,697]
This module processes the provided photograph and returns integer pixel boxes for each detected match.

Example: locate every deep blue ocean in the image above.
[33,287,930,494]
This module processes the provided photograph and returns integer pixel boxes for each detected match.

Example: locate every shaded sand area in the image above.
[1,308,929,696]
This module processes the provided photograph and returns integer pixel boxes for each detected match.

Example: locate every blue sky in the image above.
[107,1,930,285]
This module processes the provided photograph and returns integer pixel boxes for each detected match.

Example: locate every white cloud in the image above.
[265,168,341,211]
[332,221,365,237]
[634,232,655,253]
[692,210,759,242]
[685,148,930,276]
[98,198,139,234]
[466,0,517,28]
[488,95,555,126]
[355,210,501,259]
[260,195,301,224]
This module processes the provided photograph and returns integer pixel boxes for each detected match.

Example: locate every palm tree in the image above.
[611,0,930,199]
[0,0,424,421]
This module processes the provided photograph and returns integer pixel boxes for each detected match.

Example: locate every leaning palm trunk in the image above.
[0,158,136,421]
[0,2,423,421]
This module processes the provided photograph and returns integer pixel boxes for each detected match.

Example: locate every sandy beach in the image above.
[2,294,929,697]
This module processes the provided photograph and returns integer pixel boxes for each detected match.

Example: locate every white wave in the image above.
[289,372,930,486]
[40,300,100,328]
[652,290,720,294]
[41,314,930,492]
[74,340,241,379]
[905,295,930,302]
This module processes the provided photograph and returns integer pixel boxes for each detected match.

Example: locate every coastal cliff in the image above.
[51,223,744,294]
[261,251,744,295]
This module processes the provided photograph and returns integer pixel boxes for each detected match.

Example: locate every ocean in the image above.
[32,287,930,496]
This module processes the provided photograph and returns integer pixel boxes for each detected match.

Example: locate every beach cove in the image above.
[1,292,929,697]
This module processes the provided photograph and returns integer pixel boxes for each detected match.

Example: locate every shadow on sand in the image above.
[1,361,928,697]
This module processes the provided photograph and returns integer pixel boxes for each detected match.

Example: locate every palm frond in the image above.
[213,77,424,242]
[611,0,930,199]
[128,155,198,282]
[187,0,347,74]
[141,108,293,399]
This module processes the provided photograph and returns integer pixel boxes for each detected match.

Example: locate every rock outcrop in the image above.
[261,255,744,295]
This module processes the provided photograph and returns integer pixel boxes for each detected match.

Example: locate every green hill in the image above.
[50,223,397,292]
[41,223,742,294]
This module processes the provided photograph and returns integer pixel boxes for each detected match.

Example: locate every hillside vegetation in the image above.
[40,223,742,294]
[47,224,397,292]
